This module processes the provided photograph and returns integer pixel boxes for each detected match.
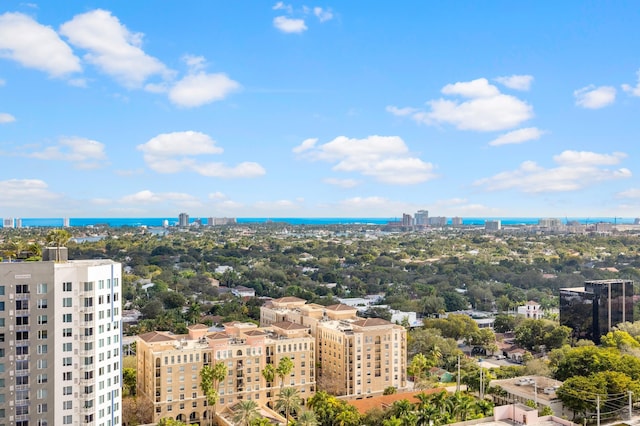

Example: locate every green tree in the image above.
[200,362,228,426]
[122,367,137,396]
[296,409,319,426]
[262,363,277,407]
[232,400,260,426]
[46,229,71,261]
[557,375,606,419]
[276,387,302,426]
[157,418,187,426]
[277,357,295,389]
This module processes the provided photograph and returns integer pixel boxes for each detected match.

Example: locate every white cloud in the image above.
[273,16,307,33]
[273,2,293,13]
[399,78,534,132]
[313,7,333,22]
[169,72,241,108]
[475,150,631,193]
[182,54,206,72]
[324,178,359,188]
[292,138,318,153]
[294,135,437,184]
[386,105,418,117]
[60,9,170,88]
[340,196,389,209]
[29,136,107,169]
[489,127,545,146]
[254,199,300,210]
[495,75,534,91]
[574,85,616,109]
[622,70,640,96]
[208,191,227,200]
[0,78,5,86]
[138,131,266,178]
[441,78,500,98]
[0,178,61,208]
[617,188,640,199]
[0,112,16,123]
[0,12,81,77]
[120,190,200,207]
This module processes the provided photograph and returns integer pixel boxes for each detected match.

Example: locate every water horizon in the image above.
[1,216,638,228]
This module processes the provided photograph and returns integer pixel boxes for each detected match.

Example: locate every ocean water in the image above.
[2,216,637,228]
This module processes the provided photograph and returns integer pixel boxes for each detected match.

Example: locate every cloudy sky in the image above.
[1,1,640,219]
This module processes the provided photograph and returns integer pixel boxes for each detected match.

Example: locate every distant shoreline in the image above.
[1,217,638,228]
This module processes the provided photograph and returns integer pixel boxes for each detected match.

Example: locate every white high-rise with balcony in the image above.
[0,250,122,426]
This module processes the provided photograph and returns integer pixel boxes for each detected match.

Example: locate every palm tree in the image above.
[200,362,228,426]
[416,404,439,426]
[276,357,294,389]
[275,387,302,426]
[261,363,276,407]
[46,229,71,261]
[390,399,412,420]
[232,400,260,426]
[296,409,318,426]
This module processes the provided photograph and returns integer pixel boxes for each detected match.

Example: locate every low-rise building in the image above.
[491,376,566,417]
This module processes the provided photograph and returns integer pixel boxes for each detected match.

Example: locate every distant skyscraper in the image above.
[560,279,634,343]
[485,220,501,231]
[0,252,123,425]
[414,210,429,226]
[428,216,446,227]
[15,218,22,228]
[178,212,189,227]
[402,213,413,226]
[162,219,169,228]
[63,217,71,227]
[3,218,14,228]
[451,217,463,227]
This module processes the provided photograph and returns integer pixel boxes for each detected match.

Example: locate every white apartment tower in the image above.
[0,250,122,426]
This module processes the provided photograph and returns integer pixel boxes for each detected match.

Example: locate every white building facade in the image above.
[0,256,122,426]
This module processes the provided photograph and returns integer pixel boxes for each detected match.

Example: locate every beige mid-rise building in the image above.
[261,297,407,397]
[136,321,315,424]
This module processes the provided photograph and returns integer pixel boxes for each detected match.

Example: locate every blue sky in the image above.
[2,1,640,219]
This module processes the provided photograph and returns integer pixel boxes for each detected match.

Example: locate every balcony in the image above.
[15,292,30,300]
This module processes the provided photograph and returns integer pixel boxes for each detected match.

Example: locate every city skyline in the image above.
[2,2,640,218]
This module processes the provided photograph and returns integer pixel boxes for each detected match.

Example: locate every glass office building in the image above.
[560,279,634,344]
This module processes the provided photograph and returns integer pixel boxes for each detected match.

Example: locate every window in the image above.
[38,330,48,340]
[37,344,48,354]
[63,343,72,352]
[37,283,47,294]
[37,298,47,309]
[16,316,28,325]
[63,415,73,424]
[37,389,48,399]
[63,282,72,291]
[0,301,4,311]
[63,328,72,337]
[16,331,28,340]
[63,386,72,395]
[63,297,72,307]
[37,374,48,384]
[37,359,48,369]
[16,284,29,293]
[63,313,72,322]
[63,357,72,366]
[63,401,72,410]
[16,345,28,355]
[84,282,93,291]
[63,372,72,381]
[38,403,48,413]
[38,315,48,325]
[0,285,4,295]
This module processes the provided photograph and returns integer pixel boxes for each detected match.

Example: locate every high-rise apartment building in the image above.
[0,251,122,426]
[260,297,407,397]
[451,217,463,227]
[560,279,634,343]
[2,218,14,229]
[136,321,315,424]
[485,220,501,231]
[414,210,429,226]
[178,213,189,227]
